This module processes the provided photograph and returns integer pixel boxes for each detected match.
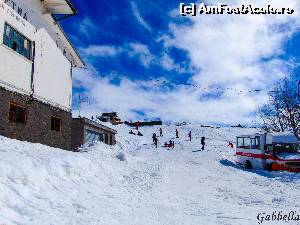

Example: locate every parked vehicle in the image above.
[97,112,123,125]
[236,133,300,172]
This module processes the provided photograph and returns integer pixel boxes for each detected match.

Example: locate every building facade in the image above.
[71,118,117,151]
[0,0,84,150]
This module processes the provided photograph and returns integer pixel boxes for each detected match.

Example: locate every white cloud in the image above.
[78,17,96,39]
[81,42,182,70]
[131,2,152,31]
[160,53,186,72]
[74,0,300,125]
[81,45,121,57]
[73,71,266,124]
[127,43,154,67]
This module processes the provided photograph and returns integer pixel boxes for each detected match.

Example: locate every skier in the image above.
[136,121,140,130]
[154,136,158,148]
[201,136,206,150]
[152,133,158,148]
[188,131,192,142]
[176,129,179,138]
[159,128,163,137]
[152,133,157,142]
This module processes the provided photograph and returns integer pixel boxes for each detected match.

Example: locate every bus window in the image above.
[244,138,251,149]
[255,137,260,148]
[250,137,260,149]
[237,137,244,148]
[251,139,256,149]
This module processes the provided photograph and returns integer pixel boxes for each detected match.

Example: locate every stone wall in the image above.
[0,87,71,150]
[71,120,84,150]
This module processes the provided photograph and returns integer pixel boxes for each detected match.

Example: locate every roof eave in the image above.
[65,0,77,15]
[41,0,77,15]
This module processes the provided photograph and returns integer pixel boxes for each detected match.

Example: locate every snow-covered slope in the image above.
[0,125,299,225]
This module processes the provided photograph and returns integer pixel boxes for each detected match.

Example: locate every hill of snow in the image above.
[0,125,299,225]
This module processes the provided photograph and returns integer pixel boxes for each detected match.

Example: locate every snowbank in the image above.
[0,125,299,225]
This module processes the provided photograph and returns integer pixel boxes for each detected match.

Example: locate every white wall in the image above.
[34,28,72,110]
[0,0,73,111]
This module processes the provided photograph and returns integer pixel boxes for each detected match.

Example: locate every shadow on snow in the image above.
[219,159,300,183]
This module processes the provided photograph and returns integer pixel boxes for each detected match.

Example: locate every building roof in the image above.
[42,0,77,15]
[73,117,118,134]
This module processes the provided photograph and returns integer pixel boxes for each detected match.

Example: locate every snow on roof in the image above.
[237,133,261,138]
[266,132,298,144]
[237,132,298,144]
[73,117,117,134]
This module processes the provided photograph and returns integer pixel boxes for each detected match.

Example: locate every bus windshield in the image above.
[273,143,300,154]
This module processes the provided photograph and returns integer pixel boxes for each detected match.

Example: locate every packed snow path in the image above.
[0,125,299,225]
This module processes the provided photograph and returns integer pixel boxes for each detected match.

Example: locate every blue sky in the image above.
[63,0,194,84]
[60,0,300,125]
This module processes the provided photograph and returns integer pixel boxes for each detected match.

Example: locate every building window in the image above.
[85,130,103,143]
[3,23,32,60]
[51,117,61,132]
[9,103,27,124]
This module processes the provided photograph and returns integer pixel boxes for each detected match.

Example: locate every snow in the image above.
[266,132,298,144]
[0,125,300,225]
[277,153,300,160]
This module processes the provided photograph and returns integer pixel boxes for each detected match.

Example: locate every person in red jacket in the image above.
[228,142,234,148]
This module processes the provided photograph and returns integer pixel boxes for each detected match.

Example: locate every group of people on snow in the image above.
[129,129,143,136]
[129,123,207,150]
[153,130,174,149]
[164,140,175,149]
[129,124,235,151]
[152,128,206,151]
[129,121,144,136]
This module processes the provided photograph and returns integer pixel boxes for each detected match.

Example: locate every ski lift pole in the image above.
[76,95,92,118]
[77,95,82,118]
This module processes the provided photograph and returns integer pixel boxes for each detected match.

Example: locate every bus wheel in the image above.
[266,163,273,171]
[245,161,253,169]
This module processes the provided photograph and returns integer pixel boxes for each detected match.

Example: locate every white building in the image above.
[0,0,84,150]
